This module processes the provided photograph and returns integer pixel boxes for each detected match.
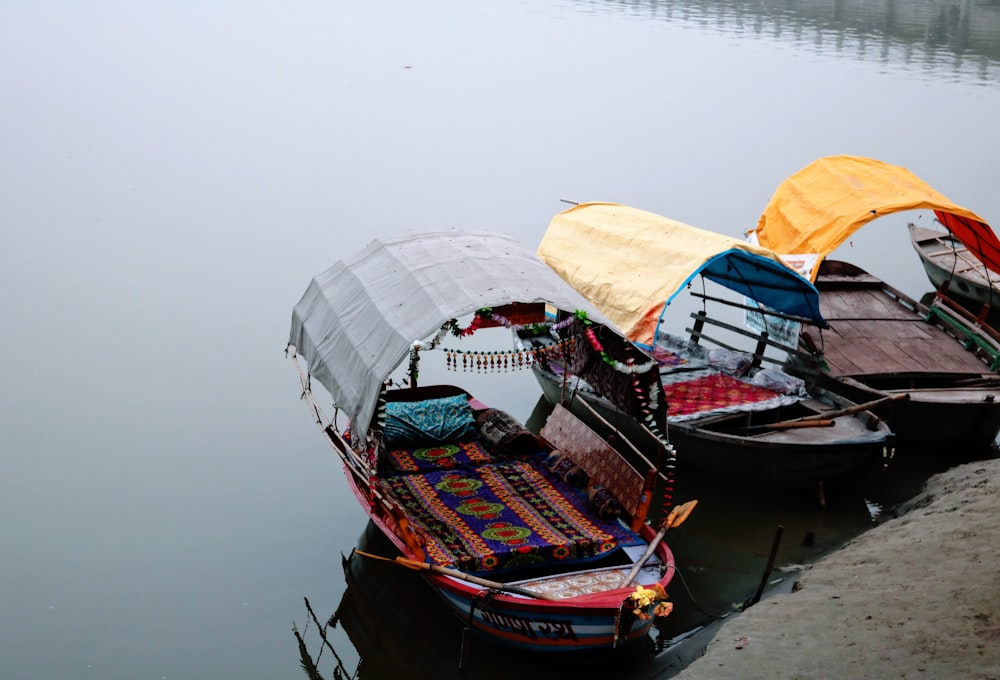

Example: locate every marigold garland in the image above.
[627,584,672,619]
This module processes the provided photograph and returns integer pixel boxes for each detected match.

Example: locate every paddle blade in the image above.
[665,499,698,530]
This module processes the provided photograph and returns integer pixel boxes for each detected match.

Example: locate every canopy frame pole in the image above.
[689,291,828,328]
[287,345,394,507]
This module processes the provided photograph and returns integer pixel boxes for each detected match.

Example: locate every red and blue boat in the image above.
[287,230,694,652]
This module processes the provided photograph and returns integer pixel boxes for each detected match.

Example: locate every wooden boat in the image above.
[910,222,1000,311]
[287,230,696,653]
[531,202,893,490]
[791,259,1000,449]
[749,155,1000,448]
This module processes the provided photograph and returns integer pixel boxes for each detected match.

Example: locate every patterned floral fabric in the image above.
[663,372,783,417]
[381,455,642,574]
[382,394,478,447]
[385,439,494,472]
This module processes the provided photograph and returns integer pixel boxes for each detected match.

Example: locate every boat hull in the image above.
[882,395,1000,450]
[533,366,885,490]
[431,574,656,652]
[342,456,675,653]
[917,252,996,309]
[809,373,1000,451]
[910,223,1000,310]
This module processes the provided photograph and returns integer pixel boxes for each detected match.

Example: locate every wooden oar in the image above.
[353,549,558,601]
[741,418,835,434]
[793,392,909,422]
[624,499,698,587]
[743,392,910,433]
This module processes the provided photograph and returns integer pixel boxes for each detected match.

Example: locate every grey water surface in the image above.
[3,1,999,678]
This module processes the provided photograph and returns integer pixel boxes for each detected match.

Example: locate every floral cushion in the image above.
[383,395,479,447]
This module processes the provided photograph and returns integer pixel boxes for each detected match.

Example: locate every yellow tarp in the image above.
[537,202,822,346]
[751,155,1000,281]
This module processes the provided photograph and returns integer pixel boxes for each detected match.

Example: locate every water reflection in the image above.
[575,0,1000,83]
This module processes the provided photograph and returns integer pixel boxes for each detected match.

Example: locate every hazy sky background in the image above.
[3,1,998,678]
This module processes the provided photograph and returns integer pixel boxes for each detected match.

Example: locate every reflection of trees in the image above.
[579,0,1000,82]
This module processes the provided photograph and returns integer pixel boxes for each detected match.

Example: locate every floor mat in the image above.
[381,456,643,574]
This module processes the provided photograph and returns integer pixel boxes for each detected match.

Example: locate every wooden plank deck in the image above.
[815,278,992,376]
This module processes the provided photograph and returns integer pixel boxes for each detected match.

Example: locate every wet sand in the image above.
[670,457,1000,680]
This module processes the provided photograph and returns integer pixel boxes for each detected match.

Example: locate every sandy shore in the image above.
[671,457,1000,680]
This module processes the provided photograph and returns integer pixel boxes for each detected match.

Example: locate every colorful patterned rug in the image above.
[664,372,782,417]
[385,439,494,472]
[381,456,643,574]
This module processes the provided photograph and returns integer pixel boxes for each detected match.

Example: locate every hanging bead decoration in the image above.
[441,338,579,372]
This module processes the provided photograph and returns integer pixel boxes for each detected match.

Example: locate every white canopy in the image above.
[288,230,612,436]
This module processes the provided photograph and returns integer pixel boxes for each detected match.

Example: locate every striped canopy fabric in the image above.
[288,230,613,437]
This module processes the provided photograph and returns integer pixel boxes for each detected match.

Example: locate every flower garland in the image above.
[572,311,677,509]
[627,584,672,619]
[571,310,657,375]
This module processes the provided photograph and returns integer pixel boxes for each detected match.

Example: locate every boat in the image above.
[329,521,679,677]
[790,259,1000,450]
[530,202,894,490]
[750,155,1000,449]
[909,222,1000,311]
[286,229,697,653]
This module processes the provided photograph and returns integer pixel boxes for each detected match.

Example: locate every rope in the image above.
[669,563,732,621]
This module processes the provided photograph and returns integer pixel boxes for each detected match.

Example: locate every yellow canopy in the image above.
[751,155,1000,281]
[537,202,823,346]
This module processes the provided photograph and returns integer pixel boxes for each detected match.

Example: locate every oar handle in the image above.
[743,419,835,433]
[623,499,698,586]
[796,392,910,422]
[376,553,558,600]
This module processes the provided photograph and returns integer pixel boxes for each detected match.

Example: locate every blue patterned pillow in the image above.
[383,395,478,447]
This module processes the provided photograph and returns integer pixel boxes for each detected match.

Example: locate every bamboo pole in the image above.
[740,419,835,434]
[623,499,698,586]
[741,393,909,434]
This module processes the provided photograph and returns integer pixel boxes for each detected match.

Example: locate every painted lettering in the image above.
[480,610,578,642]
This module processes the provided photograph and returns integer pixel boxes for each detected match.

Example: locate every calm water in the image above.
[3,1,999,678]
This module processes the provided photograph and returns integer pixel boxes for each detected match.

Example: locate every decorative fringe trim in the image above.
[442,338,577,372]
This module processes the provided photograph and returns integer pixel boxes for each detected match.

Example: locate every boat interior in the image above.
[804,260,1000,378]
[369,385,664,588]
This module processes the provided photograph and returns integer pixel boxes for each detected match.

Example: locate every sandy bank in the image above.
[672,458,1000,680]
